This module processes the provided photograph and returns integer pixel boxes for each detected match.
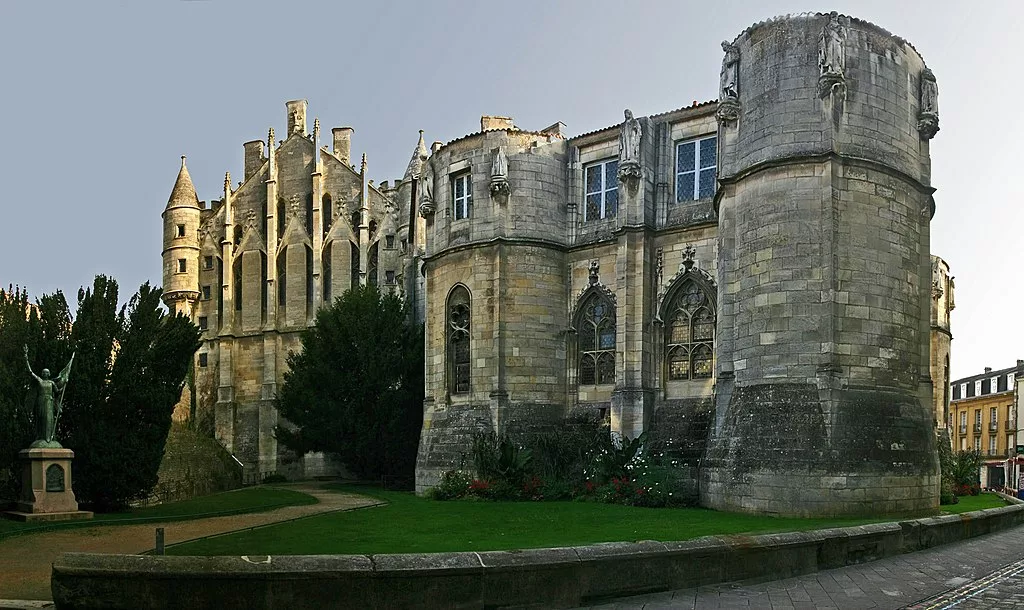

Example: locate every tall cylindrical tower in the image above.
[161,156,202,317]
[703,13,941,516]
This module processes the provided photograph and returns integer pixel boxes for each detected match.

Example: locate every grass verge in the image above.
[169,485,971,557]
[0,486,317,542]
[941,492,1011,514]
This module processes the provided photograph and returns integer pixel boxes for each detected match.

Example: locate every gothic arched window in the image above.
[322,193,332,236]
[576,291,616,385]
[665,279,715,380]
[367,243,379,288]
[448,286,471,394]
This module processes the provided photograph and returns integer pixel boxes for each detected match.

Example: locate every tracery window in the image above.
[447,286,471,394]
[665,279,715,380]
[576,291,616,385]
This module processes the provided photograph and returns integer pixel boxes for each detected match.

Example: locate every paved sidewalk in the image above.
[0,485,381,602]
[587,523,1024,609]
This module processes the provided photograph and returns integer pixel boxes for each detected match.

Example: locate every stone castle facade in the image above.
[163,13,947,516]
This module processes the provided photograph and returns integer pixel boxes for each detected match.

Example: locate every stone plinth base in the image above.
[2,509,93,522]
[6,447,91,521]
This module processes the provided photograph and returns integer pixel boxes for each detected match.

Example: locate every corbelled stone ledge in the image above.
[51,503,1024,609]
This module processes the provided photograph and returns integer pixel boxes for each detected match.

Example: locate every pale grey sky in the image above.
[0,0,1018,380]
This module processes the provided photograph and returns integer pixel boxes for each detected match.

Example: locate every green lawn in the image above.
[941,492,1011,514]
[167,485,922,556]
[0,485,317,541]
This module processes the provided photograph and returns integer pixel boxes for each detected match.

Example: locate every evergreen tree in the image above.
[0,277,199,509]
[276,285,424,485]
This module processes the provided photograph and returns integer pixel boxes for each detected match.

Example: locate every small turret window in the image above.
[177,259,187,273]
[176,224,186,238]
[203,256,214,270]
[452,173,472,220]
[385,235,395,249]
[201,285,211,300]
[198,353,208,368]
[198,316,208,331]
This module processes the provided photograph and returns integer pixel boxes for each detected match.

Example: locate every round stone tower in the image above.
[703,13,941,517]
[161,156,202,317]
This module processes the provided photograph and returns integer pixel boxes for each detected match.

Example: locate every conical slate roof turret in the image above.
[167,156,200,209]
[403,130,429,181]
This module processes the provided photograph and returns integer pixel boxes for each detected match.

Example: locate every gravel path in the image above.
[0,485,381,602]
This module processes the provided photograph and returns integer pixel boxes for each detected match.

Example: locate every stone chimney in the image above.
[985,367,993,374]
[1017,360,1023,367]
[481,115,514,131]
[332,127,354,163]
[286,100,308,136]
[243,140,264,181]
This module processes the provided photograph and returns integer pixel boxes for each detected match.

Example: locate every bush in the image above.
[429,470,472,500]
[472,432,532,488]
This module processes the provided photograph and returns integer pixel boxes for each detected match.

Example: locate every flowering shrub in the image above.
[428,470,472,500]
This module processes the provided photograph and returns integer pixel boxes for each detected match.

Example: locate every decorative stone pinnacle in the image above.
[268,127,275,147]
[180,155,186,168]
[683,244,696,271]
[589,260,600,285]
[361,153,367,174]
[224,172,231,189]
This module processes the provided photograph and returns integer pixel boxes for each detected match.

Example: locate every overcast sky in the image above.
[0,0,1018,380]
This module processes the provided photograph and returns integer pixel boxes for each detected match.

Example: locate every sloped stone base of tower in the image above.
[701,384,940,517]
[415,402,494,494]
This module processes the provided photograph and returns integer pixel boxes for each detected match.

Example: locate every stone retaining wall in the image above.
[52,504,1024,609]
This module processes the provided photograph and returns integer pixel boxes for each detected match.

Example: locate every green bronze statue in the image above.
[23,345,74,449]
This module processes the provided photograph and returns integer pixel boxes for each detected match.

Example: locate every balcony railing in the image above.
[959,425,968,435]
[1007,420,1016,432]
[990,422,999,432]
[974,423,983,434]
[988,449,1003,457]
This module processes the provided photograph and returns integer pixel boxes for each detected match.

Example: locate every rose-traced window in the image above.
[448,286,471,394]
[577,292,616,385]
[665,279,715,380]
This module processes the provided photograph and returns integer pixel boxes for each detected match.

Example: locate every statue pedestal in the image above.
[2,448,92,522]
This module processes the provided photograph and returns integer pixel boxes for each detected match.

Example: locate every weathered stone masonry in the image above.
[164,12,946,517]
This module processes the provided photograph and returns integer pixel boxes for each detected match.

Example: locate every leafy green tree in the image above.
[1,277,200,509]
[0,287,37,499]
[275,285,423,485]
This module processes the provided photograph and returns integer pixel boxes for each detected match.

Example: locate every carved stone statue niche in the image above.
[617,109,642,182]
[716,41,741,124]
[418,172,436,218]
[489,147,510,197]
[917,68,940,139]
[817,12,848,99]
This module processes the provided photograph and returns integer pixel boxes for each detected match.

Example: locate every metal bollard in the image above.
[155,527,165,555]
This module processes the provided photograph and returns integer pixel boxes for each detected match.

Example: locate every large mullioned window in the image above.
[584,159,618,221]
[447,286,471,394]
[676,135,717,202]
[665,279,715,380]
[577,292,616,385]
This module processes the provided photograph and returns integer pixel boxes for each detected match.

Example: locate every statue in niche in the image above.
[716,41,742,124]
[418,172,436,217]
[818,12,846,78]
[618,110,642,181]
[917,68,940,139]
[720,41,739,101]
[489,147,510,196]
[817,12,848,100]
[23,345,74,449]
